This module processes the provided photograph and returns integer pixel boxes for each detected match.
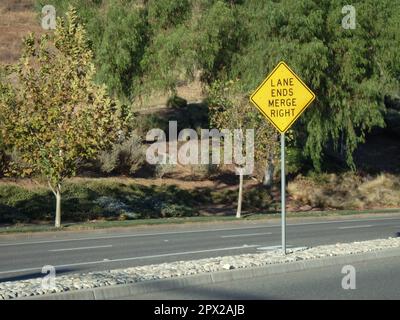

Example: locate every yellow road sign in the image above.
[250,61,316,133]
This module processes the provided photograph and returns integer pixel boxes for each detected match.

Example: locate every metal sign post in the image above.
[249,61,316,256]
[280,133,286,255]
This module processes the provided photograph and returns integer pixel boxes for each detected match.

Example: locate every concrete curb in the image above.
[22,247,400,300]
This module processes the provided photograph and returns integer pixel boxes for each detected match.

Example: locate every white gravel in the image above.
[1,237,400,300]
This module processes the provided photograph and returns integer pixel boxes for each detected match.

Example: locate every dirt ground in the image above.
[0,0,45,64]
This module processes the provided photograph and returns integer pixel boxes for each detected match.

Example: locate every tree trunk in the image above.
[236,172,243,218]
[55,188,61,228]
[263,156,274,187]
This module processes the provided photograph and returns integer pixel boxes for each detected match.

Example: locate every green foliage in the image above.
[133,113,169,138]
[0,7,127,226]
[207,79,278,169]
[0,7,124,187]
[140,24,197,95]
[154,162,176,179]
[147,0,191,31]
[160,203,194,218]
[94,3,149,101]
[0,151,6,178]
[210,187,272,210]
[0,178,279,223]
[32,0,400,171]
[0,181,203,223]
[195,0,241,82]
[0,83,7,177]
[167,95,188,109]
[97,133,146,175]
[0,185,53,223]
[228,0,397,170]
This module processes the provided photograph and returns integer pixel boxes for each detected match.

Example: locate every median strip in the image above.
[1,237,400,300]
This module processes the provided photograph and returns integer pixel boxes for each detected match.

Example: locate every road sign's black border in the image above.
[250,61,316,133]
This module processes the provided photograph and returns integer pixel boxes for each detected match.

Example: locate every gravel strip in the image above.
[1,237,400,300]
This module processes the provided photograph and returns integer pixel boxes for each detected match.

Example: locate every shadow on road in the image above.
[121,278,277,300]
[0,268,75,283]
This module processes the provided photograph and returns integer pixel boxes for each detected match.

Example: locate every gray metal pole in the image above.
[281,133,286,255]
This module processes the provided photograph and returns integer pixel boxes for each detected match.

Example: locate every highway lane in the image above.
[0,215,399,282]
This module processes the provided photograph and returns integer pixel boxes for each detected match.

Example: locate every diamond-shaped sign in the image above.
[250,61,316,133]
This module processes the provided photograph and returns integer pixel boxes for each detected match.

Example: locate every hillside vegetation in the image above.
[0,0,43,64]
[0,1,399,227]
[29,0,400,170]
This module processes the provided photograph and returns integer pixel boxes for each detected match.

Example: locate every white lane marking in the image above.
[257,245,292,250]
[1,216,399,247]
[221,232,272,238]
[49,245,112,252]
[0,244,259,276]
[286,218,396,227]
[338,225,373,230]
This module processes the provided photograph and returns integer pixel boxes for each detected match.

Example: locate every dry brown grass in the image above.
[288,173,400,210]
[0,1,206,104]
[0,173,251,192]
[0,0,43,64]
[0,0,33,13]
[133,79,205,110]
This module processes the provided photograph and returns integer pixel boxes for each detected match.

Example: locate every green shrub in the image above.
[243,188,273,210]
[187,163,219,179]
[160,203,195,217]
[97,133,146,175]
[211,189,237,204]
[155,162,177,178]
[0,185,53,222]
[148,0,191,30]
[134,113,169,138]
[0,177,277,225]
[167,95,187,109]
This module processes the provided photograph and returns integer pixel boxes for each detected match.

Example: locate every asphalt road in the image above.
[124,255,400,299]
[1,214,400,282]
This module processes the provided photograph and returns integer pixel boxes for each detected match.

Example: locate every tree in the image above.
[141,24,196,96]
[195,0,242,83]
[140,0,195,97]
[0,68,8,177]
[208,80,278,217]
[140,0,243,96]
[0,7,125,228]
[95,2,149,102]
[229,0,399,170]
[147,0,191,31]
[35,0,399,171]
[0,133,6,178]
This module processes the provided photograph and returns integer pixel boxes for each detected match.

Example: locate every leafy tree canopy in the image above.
[34,0,400,170]
[0,6,126,227]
